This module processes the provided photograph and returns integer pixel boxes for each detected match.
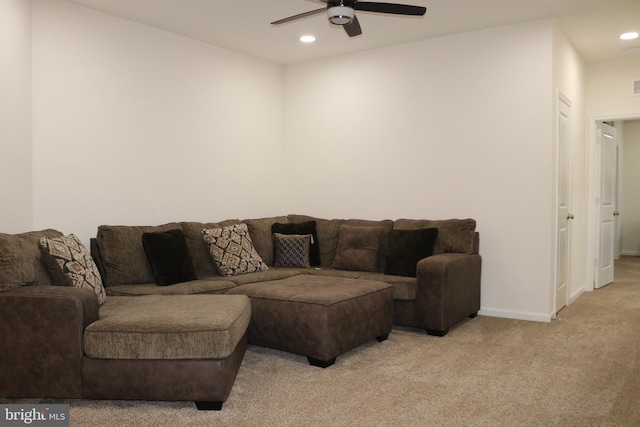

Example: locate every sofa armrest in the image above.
[415,253,482,335]
[0,286,99,398]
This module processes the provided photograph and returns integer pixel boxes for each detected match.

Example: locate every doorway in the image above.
[587,114,640,292]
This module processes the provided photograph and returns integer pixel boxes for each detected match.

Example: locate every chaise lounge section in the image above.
[0,230,250,410]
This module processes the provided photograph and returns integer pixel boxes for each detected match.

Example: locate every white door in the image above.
[555,97,572,312]
[596,122,617,288]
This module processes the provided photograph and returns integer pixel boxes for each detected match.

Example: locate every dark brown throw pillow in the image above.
[332,225,384,272]
[142,229,197,286]
[384,228,439,277]
[272,221,320,266]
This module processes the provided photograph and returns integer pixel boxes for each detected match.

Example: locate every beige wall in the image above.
[284,20,556,321]
[31,0,286,245]
[0,0,33,233]
[8,0,620,321]
[587,56,640,117]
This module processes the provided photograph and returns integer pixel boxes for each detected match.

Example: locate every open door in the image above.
[596,122,617,288]
[555,97,572,312]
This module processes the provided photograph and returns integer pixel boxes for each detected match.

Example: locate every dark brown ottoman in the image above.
[226,275,393,367]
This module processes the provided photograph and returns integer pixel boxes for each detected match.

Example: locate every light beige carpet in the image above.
[3,257,640,426]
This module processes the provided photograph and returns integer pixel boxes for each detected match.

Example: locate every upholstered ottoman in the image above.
[82,294,251,410]
[226,275,393,367]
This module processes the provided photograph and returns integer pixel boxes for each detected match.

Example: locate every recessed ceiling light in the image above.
[300,35,316,43]
[620,32,639,40]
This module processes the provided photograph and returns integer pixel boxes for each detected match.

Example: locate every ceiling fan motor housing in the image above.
[327,1,356,25]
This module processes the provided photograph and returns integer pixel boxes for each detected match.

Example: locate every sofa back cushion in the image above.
[344,219,393,271]
[95,223,181,287]
[0,229,63,291]
[393,218,477,254]
[180,220,241,278]
[332,225,385,272]
[243,216,289,266]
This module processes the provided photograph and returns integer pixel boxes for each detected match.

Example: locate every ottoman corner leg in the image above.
[307,356,336,368]
[195,401,224,411]
[426,328,448,337]
[376,333,389,342]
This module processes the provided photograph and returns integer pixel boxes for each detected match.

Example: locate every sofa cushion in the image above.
[180,220,241,278]
[383,228,439,277]
[302,267,365,280]
[202,223,269,276]
[332,225,384,272]
[142,229,197,286]
[273,233,311,268]
[0,229,63,291]
[345,218,394,271]
[223,269,302,286]
[104,278,236,296]
[243,216,289,266]
[39,234,107,304]
[358,273,418,301]
[96,223,181,287]
[271,221,320,266]
[394,218,476,254]
[84,294,251,359]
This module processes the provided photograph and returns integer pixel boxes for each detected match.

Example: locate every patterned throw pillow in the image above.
[271,221,321,266]
[39,234,107,304]
[202,223,269,276]
[273,233,311,268]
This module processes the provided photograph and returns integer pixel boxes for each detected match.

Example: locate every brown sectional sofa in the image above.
[91,214,481,336]
[0,214,481,409]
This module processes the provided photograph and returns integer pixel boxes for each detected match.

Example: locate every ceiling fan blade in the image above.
[354,2,426,16]
[271,8,326,25]
[344,15,362,37]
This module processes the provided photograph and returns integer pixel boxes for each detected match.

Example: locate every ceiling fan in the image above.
[271,0,427,37]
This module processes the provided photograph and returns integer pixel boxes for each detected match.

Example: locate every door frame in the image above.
[586,113,640,291]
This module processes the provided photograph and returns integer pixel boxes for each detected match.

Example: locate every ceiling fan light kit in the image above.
[271,0,427,37]
[328,6,355,25]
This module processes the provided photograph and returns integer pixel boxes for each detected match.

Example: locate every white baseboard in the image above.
[620,251,640,257]
[478,307,552,323]
[569,288,585,304]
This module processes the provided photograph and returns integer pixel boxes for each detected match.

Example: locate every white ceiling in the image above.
[64,0,640,65]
